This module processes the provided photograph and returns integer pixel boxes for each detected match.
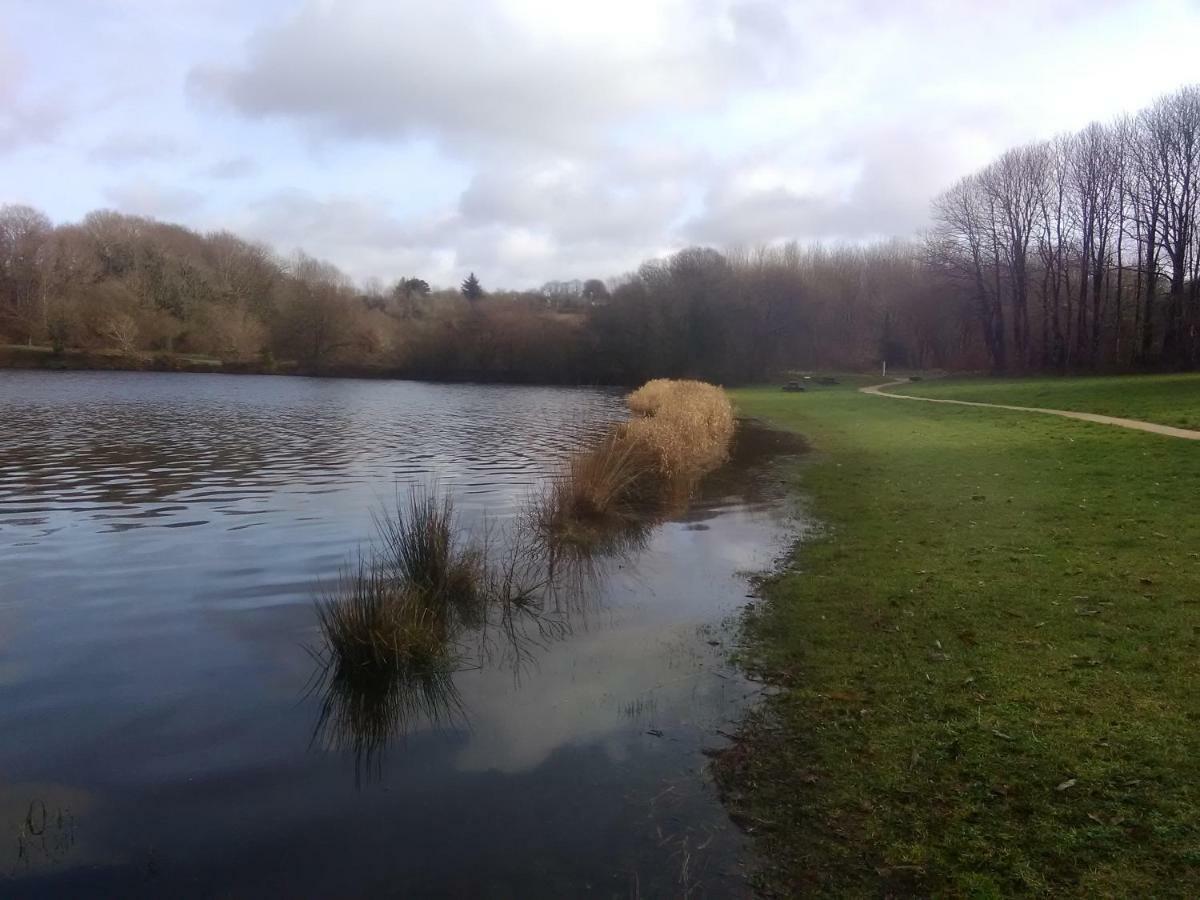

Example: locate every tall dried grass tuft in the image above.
[624,379,735,478]
[540,431,656,528]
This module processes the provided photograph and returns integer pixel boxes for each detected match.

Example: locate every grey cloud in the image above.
[0,30,69,153]
[203,156,259,179]
[458,160,690,246]
[85,0,1191,287]
[685,185,830,247]
[0,101,68,153]
[729,0,792,41]
[104,181,205,218]
[90,132,181,164]
[684,124,973,246]
[237,190,450,251]
[228,190,458,284]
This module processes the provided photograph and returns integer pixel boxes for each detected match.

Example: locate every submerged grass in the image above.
[543,431,656,524]
[311,545,466,784]
[313,480,634,768]
[719,380,1200,897]
[316,486,488,677]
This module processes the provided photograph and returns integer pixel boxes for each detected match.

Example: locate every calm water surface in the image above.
[0,371,802,898]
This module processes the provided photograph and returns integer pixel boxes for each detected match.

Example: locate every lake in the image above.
[0,371,802,898]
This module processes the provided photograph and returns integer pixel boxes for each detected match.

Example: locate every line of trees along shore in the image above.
[3,85,1199,383]
[932,84,1200,372]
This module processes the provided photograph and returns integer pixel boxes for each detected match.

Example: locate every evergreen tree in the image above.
[460,272,484,301]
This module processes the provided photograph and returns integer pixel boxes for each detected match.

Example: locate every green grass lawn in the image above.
[895,373,1200,430]
[723,381,1200,897]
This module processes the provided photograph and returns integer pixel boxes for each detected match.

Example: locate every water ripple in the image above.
[0,372,622,539]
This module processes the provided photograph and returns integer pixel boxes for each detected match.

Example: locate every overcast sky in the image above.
[3,0,1199,289]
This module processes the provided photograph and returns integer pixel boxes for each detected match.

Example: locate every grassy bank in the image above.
[896,372,1200,430]
[723,379,1200,897]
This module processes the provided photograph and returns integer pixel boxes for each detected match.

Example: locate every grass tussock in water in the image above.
[315,486,486,684]
[312,558,463,784]
[312,487,484,780]
[539,379,734,547]
[314,485,596,761]
[314,391,736,774]
[315,559,457,678]
[376,488,485,627]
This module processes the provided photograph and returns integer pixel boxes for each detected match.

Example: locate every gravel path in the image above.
[861,380,1200,441]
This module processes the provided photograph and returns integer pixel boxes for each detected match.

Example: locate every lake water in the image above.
[0,371,802,898]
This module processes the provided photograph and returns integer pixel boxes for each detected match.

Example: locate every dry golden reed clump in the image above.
[538,379,735,545]
[535,430,655,546]
[623,379,735,479]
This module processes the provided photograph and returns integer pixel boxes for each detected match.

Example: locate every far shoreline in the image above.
[0,344,626,387]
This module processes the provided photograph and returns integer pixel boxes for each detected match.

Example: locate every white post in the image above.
[881,360,887,379]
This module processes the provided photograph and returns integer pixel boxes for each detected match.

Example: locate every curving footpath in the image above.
[861,379,1200,441]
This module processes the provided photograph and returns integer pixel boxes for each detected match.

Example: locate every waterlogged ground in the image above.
[0,371,804,898]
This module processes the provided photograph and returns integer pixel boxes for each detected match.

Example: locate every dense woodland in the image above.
[3,85,1200,383]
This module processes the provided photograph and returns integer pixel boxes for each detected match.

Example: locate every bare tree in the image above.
[932,175,1007,371]
[980,145,1047,369]
[0,204,53,342]
[1068,122,1122,366]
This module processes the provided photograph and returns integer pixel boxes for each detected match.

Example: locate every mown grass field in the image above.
[723,378,1200,897]
[895,372,1200,430]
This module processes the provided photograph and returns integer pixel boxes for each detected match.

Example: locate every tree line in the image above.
[931,85,1200,371]
[0,206,960,382]
[2,84,1198,383]
[0,208,599,380]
